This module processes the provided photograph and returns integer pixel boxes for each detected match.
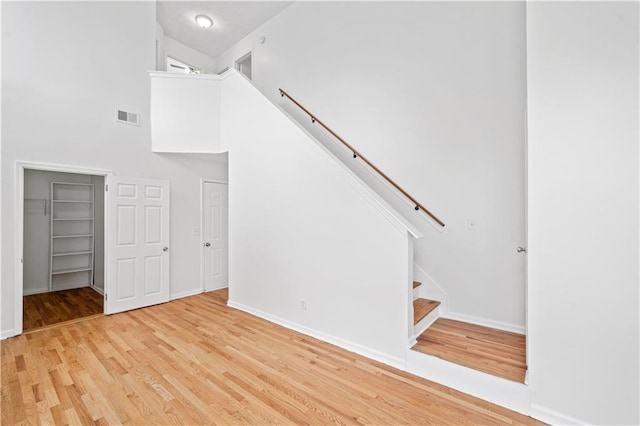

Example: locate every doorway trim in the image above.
[234,50,253,80]
[199,178,228,293]
[14,161,113,337]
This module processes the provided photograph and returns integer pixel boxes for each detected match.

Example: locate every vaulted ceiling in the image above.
[157,1,292,59]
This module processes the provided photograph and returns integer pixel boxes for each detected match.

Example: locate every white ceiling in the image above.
[157,1,292,59]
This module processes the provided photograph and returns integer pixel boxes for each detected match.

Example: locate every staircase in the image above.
[149,69,530,416]
[412,281,441,338]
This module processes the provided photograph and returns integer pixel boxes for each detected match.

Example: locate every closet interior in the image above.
[23,169,105,331]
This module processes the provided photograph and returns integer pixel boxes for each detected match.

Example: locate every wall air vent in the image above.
[116,109,139,126]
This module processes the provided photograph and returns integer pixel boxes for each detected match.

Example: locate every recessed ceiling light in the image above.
[195,14,213,29]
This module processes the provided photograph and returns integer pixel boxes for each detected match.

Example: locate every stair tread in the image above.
[412,281,422,289]
[413,298,440,324]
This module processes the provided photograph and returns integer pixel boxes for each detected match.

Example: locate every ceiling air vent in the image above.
[116,109,139,126]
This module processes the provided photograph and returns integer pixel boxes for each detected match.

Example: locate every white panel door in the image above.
[203,182,228,291]
[105,176,170,314]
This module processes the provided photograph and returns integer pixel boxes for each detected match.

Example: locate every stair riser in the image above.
[414,306,439,337]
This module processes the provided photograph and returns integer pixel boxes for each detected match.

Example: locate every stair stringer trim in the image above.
[413,263,449,316]
[412,305,440,343]
[308,122,446,233]
[220,70,423,240]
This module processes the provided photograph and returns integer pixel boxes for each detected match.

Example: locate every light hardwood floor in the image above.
[2,289,542,425]
[413,318,527,383]
[23,287,104,332]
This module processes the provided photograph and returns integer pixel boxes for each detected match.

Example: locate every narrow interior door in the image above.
[105,176,170,314]
[203,181,228,291]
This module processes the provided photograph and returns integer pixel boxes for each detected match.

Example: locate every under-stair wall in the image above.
[221,71,420,365]
[150,70,424,365]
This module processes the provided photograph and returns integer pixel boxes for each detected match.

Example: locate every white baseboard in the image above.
[170,288,202,301]
[1,329,16,340]
[407,349,530,415]
[90,285,104,295]
[51,283,90,293]
[412,285,420,300]
[443,311,526,335]
[530,404,589,425]
[24,283,91,296]
[204,285,228,293]
[227,300,406,370]
[23,287,50,296]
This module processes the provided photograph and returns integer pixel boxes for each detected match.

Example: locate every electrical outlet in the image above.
[300,300,307,310]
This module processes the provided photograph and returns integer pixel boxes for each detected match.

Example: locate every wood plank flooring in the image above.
[2,289,542,425]
[23,287,103,332]
[413,318,527,383]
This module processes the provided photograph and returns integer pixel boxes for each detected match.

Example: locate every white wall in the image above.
[150,73,222,153]
[1,1,227,337]
[158,31,217,74]
[527,2,639,424]
[91,175,105,293]
[155,22,166,71]
[223,71,415,365]
[0,0,3,339]
[155,22,217,74]
[215,2,527,330]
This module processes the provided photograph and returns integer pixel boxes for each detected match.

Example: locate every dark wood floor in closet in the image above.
[23,287,103,332]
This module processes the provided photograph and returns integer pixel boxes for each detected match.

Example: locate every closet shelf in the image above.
[51,267,92,275]
[52,250,94,257]
[50,182,95,291]
[52,182,93,187]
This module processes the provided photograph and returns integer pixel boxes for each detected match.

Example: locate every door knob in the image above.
[204,242,211,247]
[163,247,169,252]
[517,246,527,253]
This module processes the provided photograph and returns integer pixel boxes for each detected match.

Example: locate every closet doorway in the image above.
[21,166,107,332]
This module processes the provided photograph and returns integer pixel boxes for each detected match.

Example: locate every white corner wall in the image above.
[1,1,227,337]
[222,72,414,365]
[214,2,527,331]
[155,22,217,74]
[91,175,105,294]
[527,2,639,424]
[155,22,166,71]
[162,35,217,74]
[150,73,223,153]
